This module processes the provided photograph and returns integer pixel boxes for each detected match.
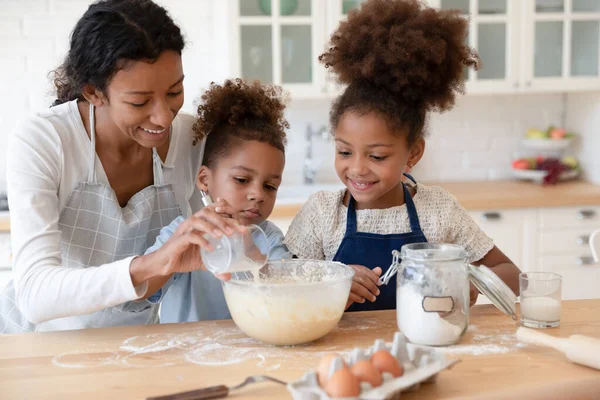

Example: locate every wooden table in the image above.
[2,300,599,400]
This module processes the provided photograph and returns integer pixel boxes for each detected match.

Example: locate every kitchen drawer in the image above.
[539,206,600,230]
[538,253,598,273]
[539,228,596,254]
[537,254,600,300]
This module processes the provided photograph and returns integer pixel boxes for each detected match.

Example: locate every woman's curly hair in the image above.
[193,79,290,168]
[319,0,479,145]
[51,0,184,106]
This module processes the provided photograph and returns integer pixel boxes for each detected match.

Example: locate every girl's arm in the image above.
[473,245,521,296]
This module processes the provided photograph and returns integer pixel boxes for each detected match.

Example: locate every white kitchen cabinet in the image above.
[536,205,600,300]
[226,0,600,96]
[429,0,522,94]
[468,208,537,272]
[468,208,537,306]
[429,0,600,93]
[523,0,600,92]
[228,0,328,98]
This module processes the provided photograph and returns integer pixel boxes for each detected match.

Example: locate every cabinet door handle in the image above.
[577,235,590,245]
[577,210,597,220]
[576,256,595,265]
[482,212,502,222]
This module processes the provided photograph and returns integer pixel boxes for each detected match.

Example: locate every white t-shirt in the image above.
[5,100,204,324]
[284,183,494,264]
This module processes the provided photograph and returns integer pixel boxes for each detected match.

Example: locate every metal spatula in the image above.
[146,375,287,400]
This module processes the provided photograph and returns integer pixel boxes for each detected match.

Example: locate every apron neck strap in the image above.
[87,104,98,183]
[345,195,358,233]
[403,172,417,184]
[152,147,165,185]
[87,103,166,186]
[403,182,422,232]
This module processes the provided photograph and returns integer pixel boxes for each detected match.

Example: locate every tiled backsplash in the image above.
[1,0,599,192]
[283,93,572,185]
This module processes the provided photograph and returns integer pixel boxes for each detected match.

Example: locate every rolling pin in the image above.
[516,327,600,370]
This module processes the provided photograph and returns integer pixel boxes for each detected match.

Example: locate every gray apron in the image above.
[0,104,181,333]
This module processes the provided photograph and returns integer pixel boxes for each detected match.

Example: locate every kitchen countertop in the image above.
[271,179,600,219]
[1,299,599,400]
[1,180,599,230]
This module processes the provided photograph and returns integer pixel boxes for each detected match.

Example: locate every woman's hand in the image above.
[158,199,244,274]
[345,265,382,309]
[131,199,244,286]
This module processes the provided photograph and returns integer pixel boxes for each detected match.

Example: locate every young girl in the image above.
[145,79,292,323]
[284,0,521,311]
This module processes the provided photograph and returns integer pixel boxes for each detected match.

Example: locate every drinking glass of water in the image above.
[201,224,270,274]
[519,272,562,329]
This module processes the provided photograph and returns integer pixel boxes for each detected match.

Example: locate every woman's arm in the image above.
[8,119,148,324]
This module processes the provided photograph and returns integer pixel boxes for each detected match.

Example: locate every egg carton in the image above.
[287,331,459,400]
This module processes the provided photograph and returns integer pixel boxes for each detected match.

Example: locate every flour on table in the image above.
[414,327,522,356]
[51,314,384,370]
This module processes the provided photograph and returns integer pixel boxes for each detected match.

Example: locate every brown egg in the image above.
[317,353,346,386]
[351,359,383,387]
[370,350,404,378]
[324,367,362,398]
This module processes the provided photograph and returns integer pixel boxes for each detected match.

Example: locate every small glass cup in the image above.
[519,272,562,328]
[201,224,269,274]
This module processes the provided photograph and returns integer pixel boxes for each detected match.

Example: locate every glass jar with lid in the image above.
[387,243,518,346]
[395,243,470,346]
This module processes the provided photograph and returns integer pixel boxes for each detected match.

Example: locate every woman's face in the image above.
[97,50,185,148]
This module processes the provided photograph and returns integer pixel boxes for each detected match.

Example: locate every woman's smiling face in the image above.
[98,50,185,148]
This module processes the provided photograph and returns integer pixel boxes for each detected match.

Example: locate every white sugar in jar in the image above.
[395,243,469,346]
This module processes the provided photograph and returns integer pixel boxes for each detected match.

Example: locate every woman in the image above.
[0,0,238,333]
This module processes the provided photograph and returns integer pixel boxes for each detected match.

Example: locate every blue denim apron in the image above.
[333,175,427,311]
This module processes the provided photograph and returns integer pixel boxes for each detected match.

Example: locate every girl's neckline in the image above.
[341,183,419,211]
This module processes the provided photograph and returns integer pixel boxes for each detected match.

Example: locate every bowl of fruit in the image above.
[522,126,577,152]
[511,156,580,185]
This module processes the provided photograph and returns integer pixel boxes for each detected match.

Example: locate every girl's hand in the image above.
[469,282,479,307]
[149,203,246,276]
[345,265,382,309]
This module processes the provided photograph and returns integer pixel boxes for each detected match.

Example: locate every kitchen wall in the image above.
[0,0,598,192]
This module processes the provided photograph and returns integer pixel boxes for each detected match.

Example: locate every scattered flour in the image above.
[421,326,522,356]
[51,313,520,370]
[51,316,385,370]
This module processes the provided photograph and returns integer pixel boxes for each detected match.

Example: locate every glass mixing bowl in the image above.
[222,259,354,346]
